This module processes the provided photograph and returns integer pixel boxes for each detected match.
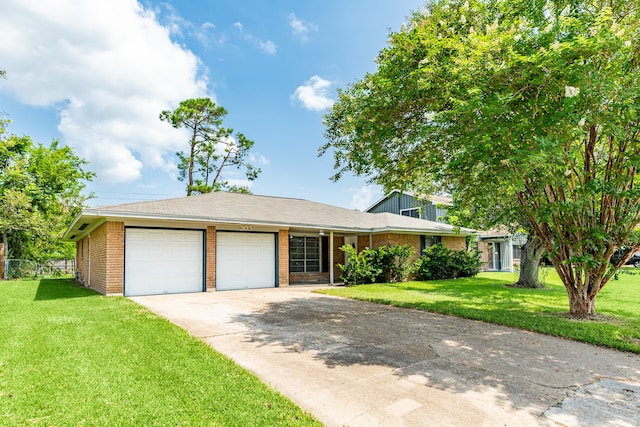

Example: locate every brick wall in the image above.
[75,237,89,285]
[105,222,124,294]
[88,223,107,294]
[278,230,289,287]
[372,233,422,263]
[290,272,329,284]
[80,222,124,295]
[442,235,467,251]
[478,241,490,271]
[333,236,345,281]
[206,226,216,290]
[358,235,371,250]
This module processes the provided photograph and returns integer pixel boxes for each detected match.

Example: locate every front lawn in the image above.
[0,278,320,426]
[318,268,640,353]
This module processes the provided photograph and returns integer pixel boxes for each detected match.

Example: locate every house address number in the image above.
[240,225,253,232]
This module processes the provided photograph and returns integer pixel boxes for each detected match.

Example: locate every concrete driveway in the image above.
[131,286,640,427]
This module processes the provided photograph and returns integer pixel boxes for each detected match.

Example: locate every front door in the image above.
[493,242,502,270]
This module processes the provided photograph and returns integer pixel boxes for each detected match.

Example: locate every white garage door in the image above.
[216,232,276,290]
[125,228,204,296]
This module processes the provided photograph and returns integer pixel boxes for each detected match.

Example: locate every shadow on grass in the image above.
[34,278,98,301]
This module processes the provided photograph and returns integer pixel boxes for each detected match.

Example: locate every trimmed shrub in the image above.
[414,243,481,280]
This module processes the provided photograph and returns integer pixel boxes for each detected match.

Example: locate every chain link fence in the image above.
[3,259,75,280]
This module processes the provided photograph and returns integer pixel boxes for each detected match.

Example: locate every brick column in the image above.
[105,222,125,295]
[278,230,289,287]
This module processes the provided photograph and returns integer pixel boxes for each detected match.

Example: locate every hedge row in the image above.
[337,243,481,285]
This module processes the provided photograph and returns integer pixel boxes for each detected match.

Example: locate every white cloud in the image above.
[249,153,270,165]
[289,13,318,42]
[256,39,277,55]
[348,186,376,211]
[226,178,254,189]
[154,3,217,47]
[0,0,208,184]
[233,21,276,55]
[292,75,335,111]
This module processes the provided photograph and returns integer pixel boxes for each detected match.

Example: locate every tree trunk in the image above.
[514,235,545,288]
[566,285,596,316]
[0,240,5,281]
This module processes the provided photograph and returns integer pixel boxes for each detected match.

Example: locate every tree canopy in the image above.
[0,118,94,264]
[321,0,640,315]
[160,98,261,196]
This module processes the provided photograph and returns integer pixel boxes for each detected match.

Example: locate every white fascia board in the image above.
[62,211,84,240]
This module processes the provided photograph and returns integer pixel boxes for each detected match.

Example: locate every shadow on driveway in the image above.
[232,293,640,425]
[133,288,640,426]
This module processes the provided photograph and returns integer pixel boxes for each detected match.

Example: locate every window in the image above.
[513,245,522,260]
[420,235,442,253]
[400,208,420,218]
[289,236,320,273]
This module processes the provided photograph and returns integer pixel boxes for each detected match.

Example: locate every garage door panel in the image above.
[216,232,276,291]
[125,228,204,296]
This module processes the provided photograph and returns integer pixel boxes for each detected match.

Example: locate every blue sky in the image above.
[0,0,424,210]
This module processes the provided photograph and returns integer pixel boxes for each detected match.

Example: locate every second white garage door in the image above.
[216,232,276,290]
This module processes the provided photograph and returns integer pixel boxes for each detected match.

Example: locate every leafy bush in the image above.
[337,245,383,285]
[375,244,415,283]
[414,243,481,280]
[338,244,415,285]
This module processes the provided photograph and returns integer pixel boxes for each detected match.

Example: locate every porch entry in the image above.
[488,242,502,270]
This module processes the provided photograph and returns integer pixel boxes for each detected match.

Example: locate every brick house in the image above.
[367,191,525,272]
[477,227,527,272]
[64,192,476,296]
[366,190,469,252]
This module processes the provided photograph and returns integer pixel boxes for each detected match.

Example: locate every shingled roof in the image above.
[65,192,476,240]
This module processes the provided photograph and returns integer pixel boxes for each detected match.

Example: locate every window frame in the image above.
[400,207,420,218]
[289,235,321,273]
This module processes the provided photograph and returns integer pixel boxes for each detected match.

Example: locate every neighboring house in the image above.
[367,191,523,272]
[368,190,450,222]
[477,227,527,272]
[367,190,462,253]
[64,192,476,296]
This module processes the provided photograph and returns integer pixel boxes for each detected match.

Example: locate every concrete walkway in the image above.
[131,286,640,427]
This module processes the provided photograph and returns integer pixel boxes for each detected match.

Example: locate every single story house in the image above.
[64,192,476,296]
[477,227,527,272]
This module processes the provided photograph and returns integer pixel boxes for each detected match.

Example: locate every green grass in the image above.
[318,268,640,353]
[0,278,320,426]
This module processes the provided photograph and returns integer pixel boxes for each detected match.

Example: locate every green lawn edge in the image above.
[0,278,321,426]
[317,269,640,354]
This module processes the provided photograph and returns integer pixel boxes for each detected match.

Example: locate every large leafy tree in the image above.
[160,98,261,196]
[446,195,546,288]
[0,119,94,265]
[321,0,640,315]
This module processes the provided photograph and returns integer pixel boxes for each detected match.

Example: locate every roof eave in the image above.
[66,209,477,237]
